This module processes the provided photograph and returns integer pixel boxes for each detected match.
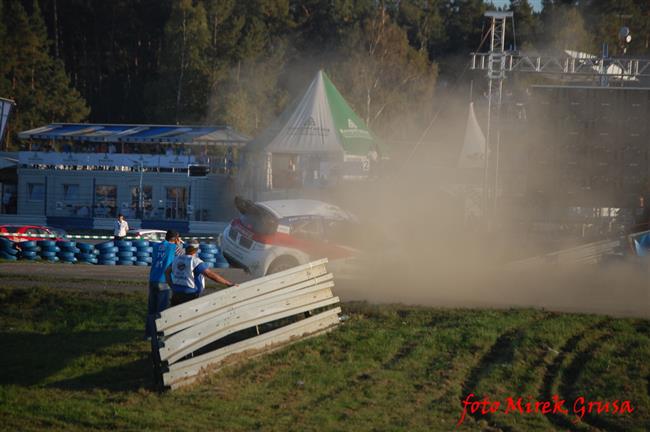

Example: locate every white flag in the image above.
[0,98,15,145]
[458,102,486,169]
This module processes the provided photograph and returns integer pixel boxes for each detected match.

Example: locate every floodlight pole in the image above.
[133,160,144,219]
[483,11,512,229]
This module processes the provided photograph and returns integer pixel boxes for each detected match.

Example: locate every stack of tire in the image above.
[213,246,230,269]
[56,240,79,264]
[35,240,59,263]
[96,241,118,265]
[75,242,98,264]
[115,240,136,266]
[132,239,152,266]
[19,241,42,261]
[0,237,18,261]
[199,242,229,268]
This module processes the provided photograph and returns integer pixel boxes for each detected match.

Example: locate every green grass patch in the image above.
[0,286,648,431]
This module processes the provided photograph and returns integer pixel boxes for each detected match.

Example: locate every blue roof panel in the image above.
[18,123,249,146]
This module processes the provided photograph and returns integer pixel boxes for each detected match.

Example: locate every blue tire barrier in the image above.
[129,246,138,253]
[96,241,114,250]
[134,261,149,266]
[144,246,153,253]
[19,241,37,249]
[43,256,58,262]
[117,260,133,265]
[76,253,96,260]
[117,251,134,258]
[136,252,151,258]
[199,253,215,260]
[132,240,149,247]
[58,252,76,259]
[199,249,217,253]
[40,246,61,253]
[0,237,13,246]
[21,250,38,258]
[40,251,57,258]
[77,243,94,252]
[0,246,18,255]
[0,251,17,260]
[98,253,116,260]
[98,260,116,265]
[60,258,78,264]
[37,240,57,248]
[56,241,76,248]
[116,240,132,248]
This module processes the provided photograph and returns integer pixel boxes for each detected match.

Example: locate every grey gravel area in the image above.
[0,262,251,292]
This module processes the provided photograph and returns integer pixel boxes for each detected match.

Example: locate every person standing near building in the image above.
[165,242,235,306]
[113,213,129,240]
[145,230,183,339]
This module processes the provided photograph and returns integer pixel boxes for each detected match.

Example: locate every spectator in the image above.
[165,242,235,306]
[113,213,129,240]
[145,230,184,339]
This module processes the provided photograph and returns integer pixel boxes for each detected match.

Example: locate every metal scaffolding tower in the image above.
[482,11,512,226]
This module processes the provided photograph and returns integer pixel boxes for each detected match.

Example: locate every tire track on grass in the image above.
[300,314,444,412]
[458,325,529,432]
[540,319,615,432]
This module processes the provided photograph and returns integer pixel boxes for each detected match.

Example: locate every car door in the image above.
[22,227,39,242]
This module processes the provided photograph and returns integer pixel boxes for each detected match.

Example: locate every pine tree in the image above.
[330,7,437,134]
[540,4,593,52]
[1,0,88,148]
[510,0,539,50]
[147,0,210,123]
[395,0,447,58]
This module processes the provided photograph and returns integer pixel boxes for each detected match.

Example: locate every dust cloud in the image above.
[319,92,650,320]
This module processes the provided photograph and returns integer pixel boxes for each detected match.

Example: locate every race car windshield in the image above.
[234,196,278,235]
[239,206,278,235]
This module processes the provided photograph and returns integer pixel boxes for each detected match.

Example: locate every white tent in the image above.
[241,70,384,195]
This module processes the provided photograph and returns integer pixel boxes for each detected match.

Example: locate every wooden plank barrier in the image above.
[152,258,341,390]
[505,238,622,271]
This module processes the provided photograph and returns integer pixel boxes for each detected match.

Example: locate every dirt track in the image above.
[1,261,648,318]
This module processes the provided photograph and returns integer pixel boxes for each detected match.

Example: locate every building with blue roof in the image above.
[0,123,249,233]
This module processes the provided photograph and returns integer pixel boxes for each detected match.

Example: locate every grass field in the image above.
[0,274,649,431]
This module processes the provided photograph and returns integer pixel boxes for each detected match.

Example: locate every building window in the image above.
[28,183,45,201]
[165,187,187,219]
[63,184,79,202]
[95,185,117,217]
[131,185,153,218]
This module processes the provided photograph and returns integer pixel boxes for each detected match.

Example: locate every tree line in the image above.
[1,0,650,150]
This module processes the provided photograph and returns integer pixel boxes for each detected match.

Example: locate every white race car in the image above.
[127,229,168,241]
[222,197,360,277]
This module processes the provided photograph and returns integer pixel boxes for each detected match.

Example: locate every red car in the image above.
[0,225,66,242]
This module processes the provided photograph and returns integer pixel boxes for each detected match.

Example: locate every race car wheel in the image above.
[266,256,299,275]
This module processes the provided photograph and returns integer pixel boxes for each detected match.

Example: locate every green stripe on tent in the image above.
[322,71,388,157]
